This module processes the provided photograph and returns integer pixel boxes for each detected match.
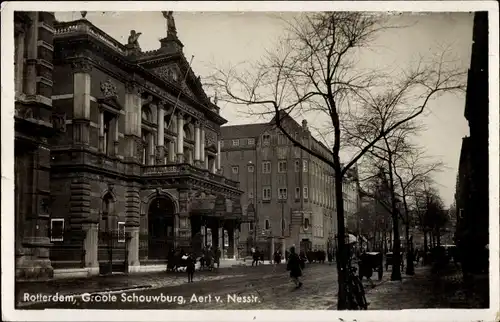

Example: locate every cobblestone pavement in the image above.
[19,263,390,310]
[367,265,489,310]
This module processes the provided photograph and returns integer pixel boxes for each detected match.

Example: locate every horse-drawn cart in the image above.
[363,252,384,281]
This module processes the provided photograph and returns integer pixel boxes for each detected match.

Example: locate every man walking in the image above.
[286,246,303,288]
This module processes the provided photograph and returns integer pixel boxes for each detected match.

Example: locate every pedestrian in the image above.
[286,246,303,288]
[215,247,221,269]
[187,253,196,283]
[252,248,259,266]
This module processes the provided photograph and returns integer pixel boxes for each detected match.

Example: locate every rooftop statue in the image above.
[127,30,142,51]
[162,11,177,37]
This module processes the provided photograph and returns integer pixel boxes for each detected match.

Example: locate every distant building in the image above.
[220,114,338,256]
[455,12,489,273]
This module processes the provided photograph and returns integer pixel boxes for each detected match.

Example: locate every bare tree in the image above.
[209,12,465,309]
[393,146,445,275]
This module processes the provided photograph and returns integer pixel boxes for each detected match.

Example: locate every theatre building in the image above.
[15,12,243,280]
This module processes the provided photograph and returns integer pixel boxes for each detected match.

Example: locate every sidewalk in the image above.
[367,264,489,309]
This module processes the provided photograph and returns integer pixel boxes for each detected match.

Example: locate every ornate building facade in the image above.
[15,12,243,280]
[220,114,337,258]
[14,11,58,280]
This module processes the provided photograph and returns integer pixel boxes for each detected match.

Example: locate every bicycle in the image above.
[345,257,369,310]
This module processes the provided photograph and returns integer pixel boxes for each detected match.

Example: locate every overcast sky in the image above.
[55,11,474,206]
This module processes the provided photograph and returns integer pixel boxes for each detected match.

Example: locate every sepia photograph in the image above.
[1,1,498,321]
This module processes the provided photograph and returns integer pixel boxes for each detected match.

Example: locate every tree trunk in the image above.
[385,149,402,281]
[423,230,428,265]
[334,166,348,310]
[403,201,415,275]
[405,222,415,275]
[436,229,441,247]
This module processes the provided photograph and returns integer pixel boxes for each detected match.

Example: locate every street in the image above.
[21,263,347,310]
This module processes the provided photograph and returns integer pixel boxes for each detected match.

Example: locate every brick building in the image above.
[15,12,243,280]
[454,11,489,274]
[220,114,340,257]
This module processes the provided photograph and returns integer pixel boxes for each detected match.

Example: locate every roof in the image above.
[220,123,270,140]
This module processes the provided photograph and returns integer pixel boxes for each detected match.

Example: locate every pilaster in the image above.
[69,176,92,228]
[124,82,142,163]
[216,139,221,171]
[125,185,141,228]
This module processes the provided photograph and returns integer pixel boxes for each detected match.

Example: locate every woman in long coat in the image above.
[286,246,303,288]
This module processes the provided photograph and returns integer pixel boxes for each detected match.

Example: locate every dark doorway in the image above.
[148,197,175,260]
[300,239,312,253]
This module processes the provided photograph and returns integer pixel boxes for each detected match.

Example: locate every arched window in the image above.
[102,193,115,231]
[304,218,310,230]
[265,219,270,230]
[183,124,192,140]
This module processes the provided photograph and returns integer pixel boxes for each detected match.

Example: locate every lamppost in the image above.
[279,190,286,258]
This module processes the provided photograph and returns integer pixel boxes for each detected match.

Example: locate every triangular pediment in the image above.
[148,57,211,106]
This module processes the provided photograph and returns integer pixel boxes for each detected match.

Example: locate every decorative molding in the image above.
[100,79,118,98]
[52,113,67,132]
[71,60,92,73]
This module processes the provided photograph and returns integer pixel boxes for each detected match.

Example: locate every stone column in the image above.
[218,226,223,254]
[72,60,92,145]
[216,140,221,170]
[125,185,140,271]
[168,140,176,163]
[200,126,206,168]
[176,112,184,163]
[124,83,142,162]
[194,121,201,165]
[156,104,165,164]
[211,158,216,174]
[113,117,119,156]
[98,111,105,152]
[83,223,99,276]
[233,228,238,259]
[14,27,25,94]
[149,133,155,165]
[127,226,140,272]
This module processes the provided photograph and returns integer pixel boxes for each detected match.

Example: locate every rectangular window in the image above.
[295,187,301,199]
[249,222,254,231]
[278,133,285,145]
[50,218,64,242]
[118,222,126,242]
[247,164,255,172]
[232,139,240,146]
[262,134,271,146]
[262,161,271,173]
[247,138,255,145]
[263,186,272,200]
[294,160,300,172]
[303,159,308,172]
[278,160,287,173]
[232,166,239,174]
[303,186,309,199]
[278,187,288,200]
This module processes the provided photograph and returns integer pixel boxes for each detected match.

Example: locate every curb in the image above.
[16,285,153,308]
